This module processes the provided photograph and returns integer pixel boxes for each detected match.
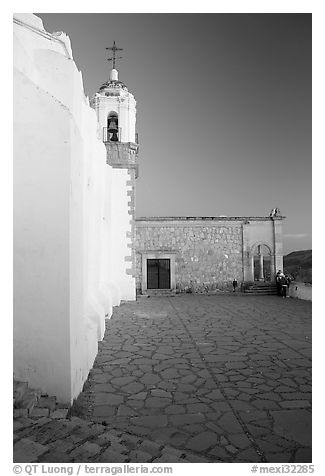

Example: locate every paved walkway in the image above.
[14,294,312,463]
[72,294,312,463]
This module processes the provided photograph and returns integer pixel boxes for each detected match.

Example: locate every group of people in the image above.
[276,270,291,298]
[231,273,291,297]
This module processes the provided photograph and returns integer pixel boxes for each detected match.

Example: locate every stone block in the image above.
[161,446,184,457]
[50,409,69,419]
[14,438,49,463]
[38,450,74,463]
[138,440,162,456]
[145,397,171,408]
[153,453,183,463]
[93,405,117,417]
[168,413,205,426]
[69,416,92,426]
[130,415,168,428]
[93,393,124,405]
[29,407,50,418]
[186,431,219,452]
[130,391,147,401]
[13,420,25,432]
[109,442,129,454]
[14,408,28,418]
[69,442,102,461]
[97,448,129,463]
[208,445,230,460]
[120,434,141,450]
[129,450,153,462]
[182,453,209,463]
[97,432,121,445]
[20,391,41,411]
[37,396,57,411]
[121,382,145,393]
[48,438,75,453]
[33,417,53,428]
[227,433,252,450]
[217,412,243,433]
[140,373,160,385]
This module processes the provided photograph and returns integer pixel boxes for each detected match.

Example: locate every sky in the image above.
[38,13,312,254]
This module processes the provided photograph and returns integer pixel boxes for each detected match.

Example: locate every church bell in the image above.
[108,119,118,132]
[108,118,118,141]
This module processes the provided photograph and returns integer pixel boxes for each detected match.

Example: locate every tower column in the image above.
[259,253,264,281]
[257,246,264,281]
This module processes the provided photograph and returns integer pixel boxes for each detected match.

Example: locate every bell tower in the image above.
[90,42,139,300]
[91,41,139,176]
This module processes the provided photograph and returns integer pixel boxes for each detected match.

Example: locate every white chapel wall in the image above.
[13,13,134,402]
[110,169,137,301]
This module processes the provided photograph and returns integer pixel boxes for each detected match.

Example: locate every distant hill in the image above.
[283,250,312,283]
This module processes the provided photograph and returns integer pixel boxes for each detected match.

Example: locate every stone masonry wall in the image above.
[135,219,244,293]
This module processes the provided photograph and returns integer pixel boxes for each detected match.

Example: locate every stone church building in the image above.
[13,14,284,403]
[135,215,283,295]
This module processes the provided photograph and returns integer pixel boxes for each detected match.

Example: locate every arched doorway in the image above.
[252,244,273,282]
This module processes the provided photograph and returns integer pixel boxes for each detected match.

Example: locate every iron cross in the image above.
[106,41,123,69]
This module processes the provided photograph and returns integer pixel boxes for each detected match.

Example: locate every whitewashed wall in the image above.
[110,169,136,301]
[13,14,135,403]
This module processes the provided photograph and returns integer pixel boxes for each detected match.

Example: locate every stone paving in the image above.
[14,415,208,463]
[72,294,312,463]
[14,294,312,463]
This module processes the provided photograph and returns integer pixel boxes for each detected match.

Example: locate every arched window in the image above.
[107,112,119,141]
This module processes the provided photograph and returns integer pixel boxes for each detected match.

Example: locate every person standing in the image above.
[280,273,288,298]
[276,270,282,296]
[232,278,238,292]
[285,274,291,298]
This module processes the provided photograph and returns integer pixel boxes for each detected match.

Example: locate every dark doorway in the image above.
[147,259,170,289]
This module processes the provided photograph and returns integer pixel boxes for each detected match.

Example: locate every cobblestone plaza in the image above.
[14,294,311,463]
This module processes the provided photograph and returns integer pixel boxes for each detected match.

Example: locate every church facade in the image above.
[135,215,284,294]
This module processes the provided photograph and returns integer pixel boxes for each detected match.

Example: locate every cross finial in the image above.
[106,41,123,70]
